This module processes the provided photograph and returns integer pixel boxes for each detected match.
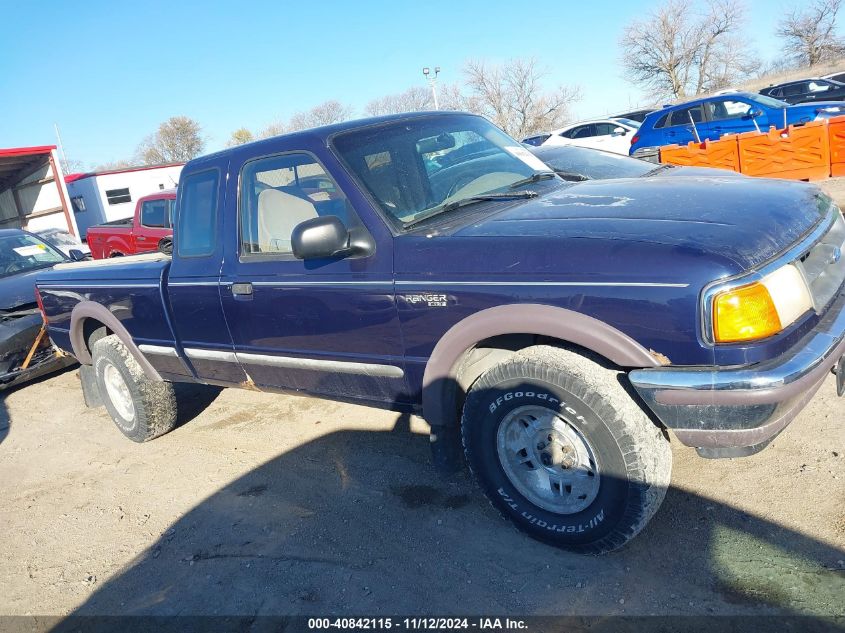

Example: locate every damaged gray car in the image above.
[0,230,75,389]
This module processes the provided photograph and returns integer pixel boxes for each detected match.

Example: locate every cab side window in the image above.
[240,153,354,257]
[140,199,171,228]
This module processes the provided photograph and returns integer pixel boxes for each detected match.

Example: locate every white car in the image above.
[35,228,91,258]
[535,118,640,155]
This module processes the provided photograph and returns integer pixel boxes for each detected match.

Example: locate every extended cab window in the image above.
[140,198,171,228]
[177,170,218,257]
[240,153,354,257]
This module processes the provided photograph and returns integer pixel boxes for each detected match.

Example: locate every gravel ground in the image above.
[0,366,842,619]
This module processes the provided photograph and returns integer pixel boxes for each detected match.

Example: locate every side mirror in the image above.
[749,109,763,119]
[612,126,627,136]
[157,237,173,255]
[291,216,351,260]
[68,248,87,261]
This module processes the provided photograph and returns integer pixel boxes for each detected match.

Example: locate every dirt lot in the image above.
[0,365,842,619]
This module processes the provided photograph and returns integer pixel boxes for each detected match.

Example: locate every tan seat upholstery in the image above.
[257,188,319,253]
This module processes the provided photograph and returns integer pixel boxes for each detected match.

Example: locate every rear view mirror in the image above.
[68,249,87,261]
[417,133,456,154]
[612,126,627,136]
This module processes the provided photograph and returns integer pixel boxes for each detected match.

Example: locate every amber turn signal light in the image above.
[713,282,782,343]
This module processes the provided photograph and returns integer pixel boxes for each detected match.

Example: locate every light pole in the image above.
[422,66,440,110]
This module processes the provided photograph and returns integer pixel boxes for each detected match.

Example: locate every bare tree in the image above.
[620,0,749,99]
[365,86,433,116]
[777,0,845,67]
[93,159,136,172]
[257,121,286,139]
[137,116,205,164]
[59,158,85,174]
[365,83,467,116]
[462,58,580,139]
[287,100,355,132]
[226,127,255,147]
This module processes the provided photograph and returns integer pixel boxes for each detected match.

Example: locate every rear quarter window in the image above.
[652,112,671,129]
[176,170,219,258]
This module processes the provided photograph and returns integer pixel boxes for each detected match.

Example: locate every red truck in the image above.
[86,189,175,259]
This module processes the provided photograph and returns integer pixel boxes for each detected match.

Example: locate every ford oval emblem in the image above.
[832,246,842,264]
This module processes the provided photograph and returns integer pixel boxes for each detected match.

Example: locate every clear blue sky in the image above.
[0,0,788,167]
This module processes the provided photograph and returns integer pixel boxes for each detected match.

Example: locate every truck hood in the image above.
[0,268,48,312]
[445,175,827,271]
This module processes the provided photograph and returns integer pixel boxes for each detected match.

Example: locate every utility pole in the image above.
[54,123,69,171]
[422,66,441,110]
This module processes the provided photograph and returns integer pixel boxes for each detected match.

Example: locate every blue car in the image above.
[629,92,845,158]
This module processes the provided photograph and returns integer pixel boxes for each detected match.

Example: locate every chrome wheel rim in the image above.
[103,362,135,425]
[496,405,600,514]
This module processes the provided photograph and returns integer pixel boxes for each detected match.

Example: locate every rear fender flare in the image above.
[421,303,661,429]
[69,300,161,381]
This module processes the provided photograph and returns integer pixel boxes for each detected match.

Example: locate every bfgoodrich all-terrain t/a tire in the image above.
[461,345,672,554]
[92,335,178,442]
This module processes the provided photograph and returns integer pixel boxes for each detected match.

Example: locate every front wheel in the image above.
[92,335,177,442]
[461,345,672,554]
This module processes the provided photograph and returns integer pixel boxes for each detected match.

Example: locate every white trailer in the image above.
[65,163,183,238]
[0,145,79,236]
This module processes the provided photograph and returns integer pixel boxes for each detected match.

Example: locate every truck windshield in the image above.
[332,114,555,228]
[0,233,65,278]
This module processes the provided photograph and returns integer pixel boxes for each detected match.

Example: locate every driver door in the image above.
[218,150,408,405]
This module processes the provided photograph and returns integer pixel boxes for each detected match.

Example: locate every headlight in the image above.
[712,264,813,343]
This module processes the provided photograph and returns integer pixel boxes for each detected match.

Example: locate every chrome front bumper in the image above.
[629,290,845,458]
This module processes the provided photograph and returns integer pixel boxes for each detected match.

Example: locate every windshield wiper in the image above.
[554,170,590,182]
[642,164,673,177]
[509,171,557,189]
[404,191,539,229]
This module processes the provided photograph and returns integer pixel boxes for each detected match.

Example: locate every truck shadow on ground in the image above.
[54,407,844,624]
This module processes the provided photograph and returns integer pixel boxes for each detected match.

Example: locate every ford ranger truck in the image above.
[35,112,845,554]
[86,189,176,259]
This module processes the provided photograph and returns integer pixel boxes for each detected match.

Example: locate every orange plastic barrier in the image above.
[827,115,845,177]
[659,136,740,172]
[736,121,830,181]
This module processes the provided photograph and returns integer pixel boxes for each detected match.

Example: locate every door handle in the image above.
[232,282,253,296]
[137,236,148,241]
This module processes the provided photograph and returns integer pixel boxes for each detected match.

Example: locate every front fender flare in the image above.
[421,303,660,429]
[69,300,162,381]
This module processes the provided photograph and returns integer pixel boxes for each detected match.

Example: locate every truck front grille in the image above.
[797,210,845,313]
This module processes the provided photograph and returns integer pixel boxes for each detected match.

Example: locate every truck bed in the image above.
[88,218,133,232]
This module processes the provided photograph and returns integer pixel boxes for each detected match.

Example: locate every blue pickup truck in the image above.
[35,112,845,553]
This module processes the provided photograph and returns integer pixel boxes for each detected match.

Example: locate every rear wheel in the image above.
[461,345,672,554]
[92,335,177,442]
